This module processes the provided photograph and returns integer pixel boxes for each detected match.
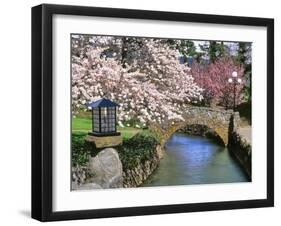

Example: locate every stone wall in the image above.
[228,131,252,178]
[122,145,163,187]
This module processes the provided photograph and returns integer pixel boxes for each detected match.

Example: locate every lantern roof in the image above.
[87,98,119,108]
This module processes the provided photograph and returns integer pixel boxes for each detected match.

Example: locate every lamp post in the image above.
[228,71,242,111]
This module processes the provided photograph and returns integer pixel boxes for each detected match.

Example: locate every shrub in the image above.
[117,131,159,171]
[72,132,92,166]
[236,102,252,125]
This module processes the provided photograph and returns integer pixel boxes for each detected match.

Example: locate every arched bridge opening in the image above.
[177,124,226,146]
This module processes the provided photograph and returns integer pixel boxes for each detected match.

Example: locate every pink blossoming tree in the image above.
[191,57,245,109]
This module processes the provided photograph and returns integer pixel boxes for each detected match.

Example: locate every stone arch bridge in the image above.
[150,107,240,147]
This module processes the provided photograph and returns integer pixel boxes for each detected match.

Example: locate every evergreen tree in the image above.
[199,41,225,63]
[167,39,203,63]
[236,42,252,103]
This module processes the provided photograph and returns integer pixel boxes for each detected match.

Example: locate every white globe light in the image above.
[237,78,242,83]
[232,71,238,77]
[228,78,233,83]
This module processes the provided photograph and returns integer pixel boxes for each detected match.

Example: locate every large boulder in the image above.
[88,148,123,188]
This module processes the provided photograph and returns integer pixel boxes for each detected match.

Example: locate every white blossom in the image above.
[72,35,203,125]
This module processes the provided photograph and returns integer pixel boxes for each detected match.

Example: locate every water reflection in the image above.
[142,133,249,187]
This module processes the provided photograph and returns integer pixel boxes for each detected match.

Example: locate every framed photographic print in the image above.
[31,4,274,221]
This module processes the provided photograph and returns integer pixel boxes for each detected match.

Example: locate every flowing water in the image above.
[142,133,249,187]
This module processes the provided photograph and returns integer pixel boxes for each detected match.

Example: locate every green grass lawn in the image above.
[72,117,142,139]
[72,117,92,131]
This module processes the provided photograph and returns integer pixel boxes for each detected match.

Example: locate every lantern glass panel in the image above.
[108,107,116,132]
[92,106,117,134]
[100,107,109,132]
[93,109,100,132]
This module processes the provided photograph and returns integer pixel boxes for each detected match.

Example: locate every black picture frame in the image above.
[31,4,274,222]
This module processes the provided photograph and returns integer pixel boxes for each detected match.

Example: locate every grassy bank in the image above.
[72,116,142,139]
